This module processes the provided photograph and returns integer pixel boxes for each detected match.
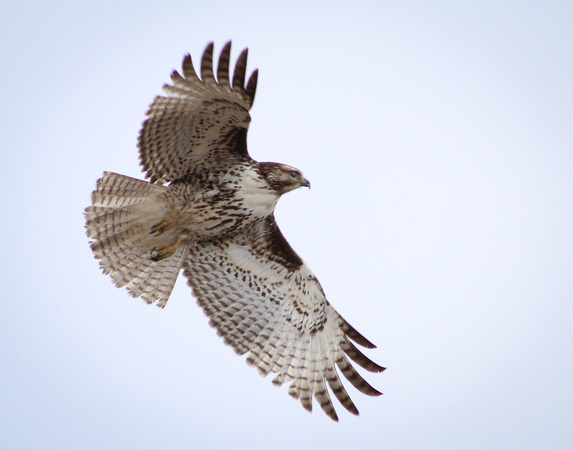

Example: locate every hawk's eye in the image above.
[289,171,299,179]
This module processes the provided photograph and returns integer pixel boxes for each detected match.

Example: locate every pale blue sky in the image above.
[1,1,572,448]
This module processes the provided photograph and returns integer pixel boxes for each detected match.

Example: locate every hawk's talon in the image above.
[149,224,162,236]
[147,247,163,261]
[146,235,184,261]
[149,207,180,236]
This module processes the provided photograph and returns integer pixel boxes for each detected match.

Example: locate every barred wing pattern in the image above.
[183,217,385,421]
[138,42,259,184]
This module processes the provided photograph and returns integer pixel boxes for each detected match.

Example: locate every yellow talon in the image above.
[150,207,180,236]
[147,235,184,261]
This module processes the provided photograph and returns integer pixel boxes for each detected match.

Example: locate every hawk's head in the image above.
[258,163,311,196]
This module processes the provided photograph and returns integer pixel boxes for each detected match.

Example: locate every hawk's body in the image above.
[85,42,384,421]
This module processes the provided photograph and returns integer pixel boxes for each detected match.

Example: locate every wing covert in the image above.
[138,41,259,184]
[182,217,385,421]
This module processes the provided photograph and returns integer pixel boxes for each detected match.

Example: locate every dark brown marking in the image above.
[263,216,303,271]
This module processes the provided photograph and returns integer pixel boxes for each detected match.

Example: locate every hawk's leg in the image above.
[147,235,184,261]
[150,207,180,236]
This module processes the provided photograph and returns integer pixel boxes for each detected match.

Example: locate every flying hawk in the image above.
[85,42,384,421]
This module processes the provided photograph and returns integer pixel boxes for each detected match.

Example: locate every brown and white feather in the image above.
[138,41,258,184]
[183,217,385,421]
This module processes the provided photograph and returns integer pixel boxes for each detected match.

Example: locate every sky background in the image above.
[1,1,572,448]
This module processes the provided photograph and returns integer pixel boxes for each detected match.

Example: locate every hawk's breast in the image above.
[172,165,278,240]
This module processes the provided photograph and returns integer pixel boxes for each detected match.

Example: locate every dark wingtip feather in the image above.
[328,410,340,422]
[341,340,386,373]
[245,69,258,106]
[203,41,214,55]
[181,53,197,80]
[337,355,383,397]
[233,48,249,91]
[170,69,180,80]
[201,42,215,81]
[340,319,378,349]
[217,41,232,86]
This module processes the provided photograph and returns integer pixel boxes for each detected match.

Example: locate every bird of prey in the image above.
[85,41,385,421]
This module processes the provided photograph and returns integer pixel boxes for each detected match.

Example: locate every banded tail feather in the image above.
[85,172,187,307]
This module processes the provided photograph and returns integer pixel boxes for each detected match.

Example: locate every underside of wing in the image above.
[183,216,385,421]
[138,41,259,184]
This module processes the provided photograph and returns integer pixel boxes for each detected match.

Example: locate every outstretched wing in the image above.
[183,216,385,421]
[138,41,259,184]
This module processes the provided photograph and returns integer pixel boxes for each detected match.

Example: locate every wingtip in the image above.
[220,41,232,60]
[238,46,249,58]
[340,318,378,349]
[245,69,259,106]
[370,387,384,397]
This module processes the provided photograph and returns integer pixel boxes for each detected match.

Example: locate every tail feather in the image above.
[123,241,189,307]
[91,171,164,207]
[85,172,187,307]
[86,208,139,240]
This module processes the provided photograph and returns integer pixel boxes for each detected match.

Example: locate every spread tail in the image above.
[85,172,187,307]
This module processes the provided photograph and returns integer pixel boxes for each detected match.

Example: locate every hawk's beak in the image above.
[301,179,311,189]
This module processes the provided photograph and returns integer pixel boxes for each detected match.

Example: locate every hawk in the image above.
[85,42,385,421]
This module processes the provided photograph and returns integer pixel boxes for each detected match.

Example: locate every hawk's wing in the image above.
[183,217,385,421]
[138,41,258,184]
